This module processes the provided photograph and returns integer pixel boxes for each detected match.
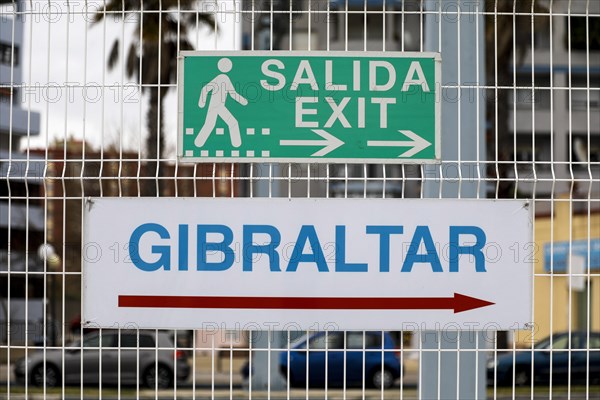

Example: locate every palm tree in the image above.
[93,0,215,196]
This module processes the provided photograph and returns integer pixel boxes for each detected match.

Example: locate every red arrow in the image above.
[118,293,493,314]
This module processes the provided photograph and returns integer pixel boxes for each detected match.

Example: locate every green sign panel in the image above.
[178,51,440,163]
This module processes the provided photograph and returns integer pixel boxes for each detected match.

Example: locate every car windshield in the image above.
[290,334,309,348]
[291,332,339,349]
[67,333,115,348]
[535,334,571,350]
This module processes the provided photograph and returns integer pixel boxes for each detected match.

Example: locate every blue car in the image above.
[279,331,401,389]
[487,331,600,386]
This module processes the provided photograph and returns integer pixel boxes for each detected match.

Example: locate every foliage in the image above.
[93,1,215,195]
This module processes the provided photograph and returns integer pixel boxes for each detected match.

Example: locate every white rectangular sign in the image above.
[82,198,532,330]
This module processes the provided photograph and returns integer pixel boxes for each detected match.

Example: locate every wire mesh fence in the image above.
[0,0,598,399]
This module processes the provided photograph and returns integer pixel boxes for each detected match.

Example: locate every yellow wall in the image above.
[515,200,600,346]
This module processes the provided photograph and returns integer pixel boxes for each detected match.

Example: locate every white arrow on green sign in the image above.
[177,51,440,163]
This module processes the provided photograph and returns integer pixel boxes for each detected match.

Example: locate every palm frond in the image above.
[179,39,194,52]
[107,39,120,70]
[91,0,141,24]
[182,11,218,33]
[126,42,140,79]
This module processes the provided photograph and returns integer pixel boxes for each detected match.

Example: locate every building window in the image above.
[329,0,388,43]
[533,19,551,50]
[0,42,19,66]
[569,74,600,110]
[570,133,600,171]
[567,16,600,51]
[347,12,383,41]
[511,74,551,110]
[329,10,384,42]
[512,133,552,172]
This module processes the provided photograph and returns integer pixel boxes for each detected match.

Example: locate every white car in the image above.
[14,330,190,388]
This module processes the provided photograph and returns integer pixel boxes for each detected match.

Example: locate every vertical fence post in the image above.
[422,1,487,399]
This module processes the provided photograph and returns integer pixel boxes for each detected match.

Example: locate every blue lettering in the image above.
[197,224,234,271]
[129,223,170,271]
[243,225,281,272]
[286,225,328,272]
[129,223,488,274]
[366,225,404,272]
[449,226,487,272]
[335,226,368,272]
[401,226,443,272]
[178,224,188,271]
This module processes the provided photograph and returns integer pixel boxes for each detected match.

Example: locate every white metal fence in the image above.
[0,0,598,399]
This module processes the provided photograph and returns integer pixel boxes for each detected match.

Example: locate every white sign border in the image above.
[82,197,533,331]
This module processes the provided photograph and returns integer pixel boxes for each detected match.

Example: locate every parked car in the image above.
[14,330,190,388]
[278,331,401,389]
[487,331,600,386]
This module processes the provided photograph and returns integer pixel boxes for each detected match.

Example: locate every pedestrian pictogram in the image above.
[195,57,248,148]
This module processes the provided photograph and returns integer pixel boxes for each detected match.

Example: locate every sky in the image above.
[16,0,240,157]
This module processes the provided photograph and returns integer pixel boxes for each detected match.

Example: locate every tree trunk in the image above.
[144,86,165,196]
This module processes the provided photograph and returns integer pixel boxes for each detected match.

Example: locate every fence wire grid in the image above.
[0,0,599,399]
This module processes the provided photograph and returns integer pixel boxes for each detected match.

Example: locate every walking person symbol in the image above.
[195,57,248,148]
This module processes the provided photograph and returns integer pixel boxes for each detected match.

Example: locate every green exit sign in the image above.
[177,51,440,163]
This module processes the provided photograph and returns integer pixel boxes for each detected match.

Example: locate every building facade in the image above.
[0,0,42,344]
